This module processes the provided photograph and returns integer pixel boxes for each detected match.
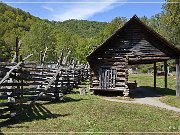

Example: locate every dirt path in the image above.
[102,87,180,113]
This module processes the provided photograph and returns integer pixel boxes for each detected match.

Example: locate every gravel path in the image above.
[102,87,180,113]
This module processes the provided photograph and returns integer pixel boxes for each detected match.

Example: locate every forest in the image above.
[0,0,179,64]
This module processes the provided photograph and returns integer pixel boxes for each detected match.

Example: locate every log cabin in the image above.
[86,15,180,96]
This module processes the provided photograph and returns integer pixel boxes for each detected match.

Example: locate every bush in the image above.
[140,68,148,73]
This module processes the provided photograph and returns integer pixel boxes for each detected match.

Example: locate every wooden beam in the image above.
[176,59,180,96]
[164,60,168,89]
[15,37,19,63]
[89,68,93,88]
[62,50,71,65]
[11,38,21,63]
[154,62,157,89]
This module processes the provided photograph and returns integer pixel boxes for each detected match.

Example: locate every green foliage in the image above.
[21,21,56,62]
[58,19,107,38]
[161,0,180,47]
[97,17,127,44]
[140,14,165,35]
[0,3,38,61]
[0,1,179,64]
[140,67,148,73]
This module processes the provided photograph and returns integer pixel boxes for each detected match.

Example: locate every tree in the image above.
[161,0,180,47]
[21,21,56,62]
[97,17,127,44]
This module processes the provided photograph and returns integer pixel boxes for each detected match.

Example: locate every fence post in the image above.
[54,73,59,100]
[15,37,19,63]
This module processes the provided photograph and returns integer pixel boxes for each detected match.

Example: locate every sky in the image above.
[1,0,166,22]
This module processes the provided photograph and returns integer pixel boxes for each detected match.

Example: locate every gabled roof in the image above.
[86,15,180,60]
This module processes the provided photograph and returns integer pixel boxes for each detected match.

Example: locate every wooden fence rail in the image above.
[0,60,88,119]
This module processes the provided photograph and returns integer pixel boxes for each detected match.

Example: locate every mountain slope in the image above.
[59,19,107,38]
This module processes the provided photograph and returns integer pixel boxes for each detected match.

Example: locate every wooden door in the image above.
[99,67,116,89]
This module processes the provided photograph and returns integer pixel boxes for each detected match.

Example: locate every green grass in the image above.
[0,94,180,133]
[0,76,180,133]
[129,74,176,89]
[129,74,180,108]
[160,96,180,108]
[0,100,4,102]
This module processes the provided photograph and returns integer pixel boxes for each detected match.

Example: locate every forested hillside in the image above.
[59,20,107,38]
[0,3,39,61]
[0,0,179,63]
[0,3,110,63]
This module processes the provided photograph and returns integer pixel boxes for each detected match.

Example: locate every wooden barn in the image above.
[86,15,180,97]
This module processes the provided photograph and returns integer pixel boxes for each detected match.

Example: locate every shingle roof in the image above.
[87,15,180,60]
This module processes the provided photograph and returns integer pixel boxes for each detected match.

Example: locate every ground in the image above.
[0,74,180,133]
[102,87,180,112]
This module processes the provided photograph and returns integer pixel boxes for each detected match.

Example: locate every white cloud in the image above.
[49,0,127,21]
[42,6,54,12]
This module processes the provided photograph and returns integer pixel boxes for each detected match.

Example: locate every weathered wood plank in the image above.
[0,82,41,86]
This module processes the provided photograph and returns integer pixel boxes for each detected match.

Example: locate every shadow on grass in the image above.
[70,91,80,94]
[92,86,176,98]
[132,86,176,98]
[94,91,124,97]
[62,96,87,103]
[0,103,70,128]
[73,85,88,90]
[79,81,89,85]
[42,96,88,105]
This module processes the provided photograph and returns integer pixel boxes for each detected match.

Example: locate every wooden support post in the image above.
[55,52,58,63]
[15,37,19,63]
[54,73,59,100]
[164,60,168,89]
[20,55,24,96]
[123,56,129,97]
[154,62,157,89]
[89,68,93,88]
[176,59,180,96]
[40,51,43,64]
[58,49,64,66]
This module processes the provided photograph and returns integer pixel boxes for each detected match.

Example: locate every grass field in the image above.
[0,75,180,133]
[0,94,180,133]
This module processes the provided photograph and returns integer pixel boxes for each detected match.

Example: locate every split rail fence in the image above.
[0,51,88,120]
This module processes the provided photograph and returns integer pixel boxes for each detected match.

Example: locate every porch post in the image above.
[164,60,168,89]
[176,59,180,96]
[154,62,157,89]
